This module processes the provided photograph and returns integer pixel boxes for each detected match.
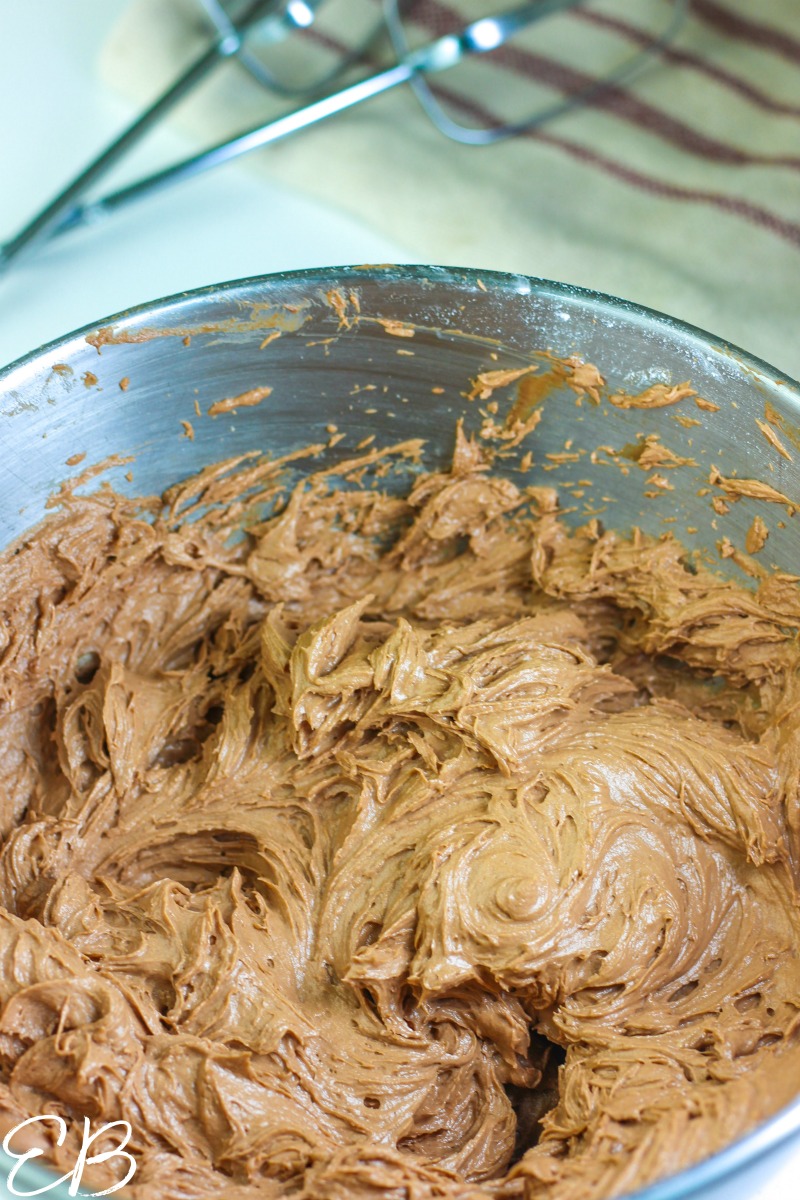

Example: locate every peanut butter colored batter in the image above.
[1,429,800,1199]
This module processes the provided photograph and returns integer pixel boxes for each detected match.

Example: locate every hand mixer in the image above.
[0,0,689,274]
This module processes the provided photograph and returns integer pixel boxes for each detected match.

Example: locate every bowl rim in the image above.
[1,264,798,394]
[1,264,799,1200]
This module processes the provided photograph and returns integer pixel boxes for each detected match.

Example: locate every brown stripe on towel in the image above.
[415,0,800,171]
[691,0,800,65]
[574,9,800,120]
[425,78,800,249]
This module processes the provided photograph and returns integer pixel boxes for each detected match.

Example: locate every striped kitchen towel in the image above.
[99,0,800,377]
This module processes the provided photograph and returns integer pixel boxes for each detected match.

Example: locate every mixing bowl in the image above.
[1,265,799,1200]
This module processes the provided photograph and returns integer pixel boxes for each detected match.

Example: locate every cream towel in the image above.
[99,0,800,377]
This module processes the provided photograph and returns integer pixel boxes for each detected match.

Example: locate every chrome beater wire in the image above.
[196,0,387,96]
[0,0,690,273]
[383,0,690,144]
[0,0,363,273]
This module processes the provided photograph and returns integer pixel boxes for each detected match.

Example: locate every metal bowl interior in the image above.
[1,265,799,1200]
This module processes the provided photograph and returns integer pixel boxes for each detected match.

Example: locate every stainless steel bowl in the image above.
[1,266,799,1200]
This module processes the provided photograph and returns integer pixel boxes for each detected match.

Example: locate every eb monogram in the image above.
[2,1116,136,1197]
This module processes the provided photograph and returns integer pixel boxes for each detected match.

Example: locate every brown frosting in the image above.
[1,428,799,1199]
